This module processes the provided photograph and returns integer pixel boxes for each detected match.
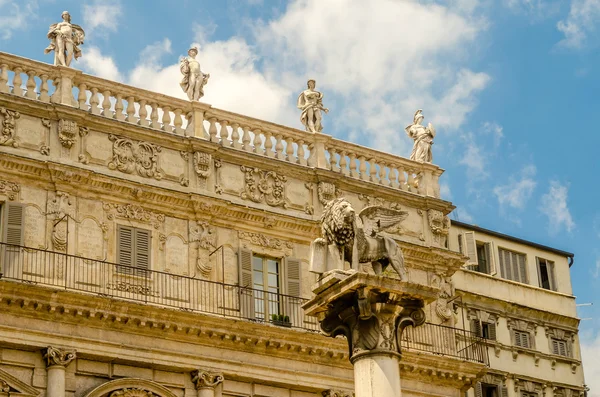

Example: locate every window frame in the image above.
[513,329,532,349]
[536,257,556,291]
[116,225,151,277]
[550,337,569,357]
[498,247,528,284]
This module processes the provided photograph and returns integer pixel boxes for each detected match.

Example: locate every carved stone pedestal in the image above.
[303,271,439,397]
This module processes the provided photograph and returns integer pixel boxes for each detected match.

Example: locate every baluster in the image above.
[390,166,399,188]
[39,74,50,102]
[207,118,218,142]
[406,170,415,192]
[264,131,274,157]
[89,88,100,115]
[114,94,125,121]
[126,96,136,123]
[241,126,251,152]
[253,129,264,155]
[275,135,285,160]
[161,106,172,132]
[339,151,349,176]
[369,159,378,183]
[12,68,23,96]
[359,156,368,181]
[150,103,160,129]
[285,138,294,162]
[25,71,36,99]
[330,148,340,172]
[398,167,407,190]
[378,162,387,185]
[231,122,241,149]
[307,143,316,167]
[297,141,307,166]
[219,120,229,144]
[173,109,183,134]
[77,83,87,109]
[102,90,113,118]
[138,99,149,126]
[0,64,8,93]
[349,153,359,179]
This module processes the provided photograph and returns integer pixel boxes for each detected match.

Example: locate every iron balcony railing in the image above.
[0,242,487,364]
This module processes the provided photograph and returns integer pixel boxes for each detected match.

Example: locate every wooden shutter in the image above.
[499,385,508,397]
[471,320,482,337]
[485,242,497,275]
[552,339,559,355]
[286,257,301,297]
[487,322,497,340]
[517,253,527,283]
[238,247,254,318]
[134,228,151,276]
[464,231,477,264]
[499,249,513,280]
[514,330,521,347]
[521,332,530,348]
[2,202,24,246]
[548,260,556,291]
[117,226,134,273]
[475,383,483,397]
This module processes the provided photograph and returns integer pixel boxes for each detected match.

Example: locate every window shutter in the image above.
[536,257,543,288]
[548,260,556,291]
[117,226,134,273]
[458,234,464,254]
[552,339,559,355]
[134,228,151,276]
[2,202,24,246]
[475,383,483,397]
[238,247,254,319]
[485,242,496,275]
[518,254,527,283]
[464,231,477,264]
[488,322,497,340]
[471,320,482,337]
[286,257,301,297]
[522,332,530,348]
[514,330,521,347]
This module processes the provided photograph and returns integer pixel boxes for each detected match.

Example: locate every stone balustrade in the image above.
[0,51,442,199]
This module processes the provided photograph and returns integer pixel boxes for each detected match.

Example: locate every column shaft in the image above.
[46,366,66,397]
[353,354,401,397]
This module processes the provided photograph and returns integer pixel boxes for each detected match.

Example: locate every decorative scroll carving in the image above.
[44,346,76,367]
[357,194,402,210]
[58,119,78,148]
[0,380,9,393]
[191,369,224,389]
[317,182,341,205]
[0,180,20,200]
[431,274,454,323]
[193,151,211,178]
[0,107,19,147]
[108,134,163,180]
[103,203,165,229]
[322,390,354,397]
[428,209,450,245]
[78,126,90,164]
[106,282,159,297]
[40,145,50,155]
[240,165,287,208]
[110,389,155,397]
[239,231,293,256]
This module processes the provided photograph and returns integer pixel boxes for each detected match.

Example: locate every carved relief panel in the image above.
[0,107,19,147]
[108,134,163,179]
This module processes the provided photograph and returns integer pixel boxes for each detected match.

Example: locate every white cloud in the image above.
[504,0,561,19]
[0,0,38,40]
[460,136,488,180]
[493,165,537,209]
[540,180,575,233]
[82,0,122,37]
[482,121,503,147]
[593,257,600,279]
[78,47,123,82]
[581,331,600,396]
[440,183,452,201]
[454,207,474,223]
[557,0,600,49]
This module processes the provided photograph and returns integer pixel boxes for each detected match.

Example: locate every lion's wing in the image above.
[358,206,408,235]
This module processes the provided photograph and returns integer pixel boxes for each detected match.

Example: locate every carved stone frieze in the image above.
[193,151,211,178]
[191,369,224,389]
[58,119,78,148]
[0,180,20,201]
[317,182,341,206]
[103,203,165,229]
[0,107,19,147]
[322,390,354,397]
[240,165,287,208]
[108,134,163,180]
[43,346,76,367]
[357,194,402,210]
[110,389,155,397]
[238,231,293,256]
[428,209,450,246]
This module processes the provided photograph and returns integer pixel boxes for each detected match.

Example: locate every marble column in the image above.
[191,369,224,397]
[43,347,76,397]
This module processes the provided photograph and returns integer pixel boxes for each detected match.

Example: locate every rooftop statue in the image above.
[297,79,328,133]
[405,109,435,163]
[310,198,408,280]
[44,11,85,67]
[180,47,210,101]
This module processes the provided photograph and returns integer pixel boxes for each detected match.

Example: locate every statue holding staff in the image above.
[180,47,210,101]
[44,11,85,67]
[405,109,435,163]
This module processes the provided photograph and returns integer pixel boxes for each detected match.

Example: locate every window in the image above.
[475,383,507,397]
[537,258,556,291]
[462,232,496,274]
[471,319,497,341]
[498,248,528,284]
[551,338,569,357]
[117,225,151,276]
[1,202,24,246]
[238,247,301,324]
[513,330,531,348]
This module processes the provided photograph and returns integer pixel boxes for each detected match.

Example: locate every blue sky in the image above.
[1,0,600,389]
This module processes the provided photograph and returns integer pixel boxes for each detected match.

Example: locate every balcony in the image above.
[0,242,487,364]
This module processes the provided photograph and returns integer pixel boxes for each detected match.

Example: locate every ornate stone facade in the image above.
[240,166,287,208]
[108,135,163,179]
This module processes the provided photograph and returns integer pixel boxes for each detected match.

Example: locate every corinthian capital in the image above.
[191,369,224,389]
[323,390,354,397]
[43,346,76,367]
